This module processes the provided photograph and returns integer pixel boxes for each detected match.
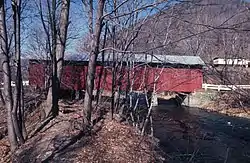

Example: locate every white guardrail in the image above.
[202,83,250,91]
[1,81,250,92]
[0,80,29,87]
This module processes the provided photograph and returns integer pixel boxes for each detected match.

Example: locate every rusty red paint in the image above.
[29,62,203,93]
[29,63,45,88]
[60,65,87,90]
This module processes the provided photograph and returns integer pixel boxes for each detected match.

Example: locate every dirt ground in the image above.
[0,105,9,163]
[0,107,7,138]
[0,100,159,163]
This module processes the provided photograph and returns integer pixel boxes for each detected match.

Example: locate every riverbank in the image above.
[184,91,250,119]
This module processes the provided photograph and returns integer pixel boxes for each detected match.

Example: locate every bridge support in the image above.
[176,93,188,107]
[151,93,158,106]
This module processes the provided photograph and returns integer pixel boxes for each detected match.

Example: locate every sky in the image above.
[20,0,170,58]
[15,0,250,59]
[16,0,87,58]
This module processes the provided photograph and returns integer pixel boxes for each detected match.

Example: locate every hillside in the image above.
[119,0,250,62]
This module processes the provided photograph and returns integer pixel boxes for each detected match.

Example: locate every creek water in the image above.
[153,99,250,163]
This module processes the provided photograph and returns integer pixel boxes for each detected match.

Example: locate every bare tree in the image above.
[0,0,30,151]
[45,0,59,117]
[80,0,168,128]
[82,0,105,129]
[0,0,18,151]
[12,0,25,143]
[35,0,70,118]
[56,0,70,82]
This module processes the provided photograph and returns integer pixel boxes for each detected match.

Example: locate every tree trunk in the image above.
[45,0,70,118]
[0,90,5,105]
[83,0,105,129]
[111,26,116,119]
[0,1,18,151]
[20,84,27,139]
[96,24,107,105]
[45,0,59,117]
[56,0,70,80]
[12,0,25,144]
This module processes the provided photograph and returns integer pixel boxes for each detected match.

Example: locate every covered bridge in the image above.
[28,54,205,94]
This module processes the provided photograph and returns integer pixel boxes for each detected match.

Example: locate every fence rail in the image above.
[0,81,29,90]
[1,81,250,92]
[202,83,250,91]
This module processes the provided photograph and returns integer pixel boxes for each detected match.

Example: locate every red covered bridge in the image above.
[28,54,204,94]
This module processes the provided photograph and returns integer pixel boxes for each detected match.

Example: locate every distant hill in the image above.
[119,0,250,63]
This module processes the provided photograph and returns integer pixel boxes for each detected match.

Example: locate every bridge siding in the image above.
[29,61,203,93]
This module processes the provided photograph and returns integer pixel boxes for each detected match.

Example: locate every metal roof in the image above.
[96,54,205,66]
[28,53,205,66]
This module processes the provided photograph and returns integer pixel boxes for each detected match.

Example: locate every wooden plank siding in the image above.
[28,60,203,93]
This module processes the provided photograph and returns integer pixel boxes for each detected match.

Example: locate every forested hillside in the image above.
[128,0,250,62]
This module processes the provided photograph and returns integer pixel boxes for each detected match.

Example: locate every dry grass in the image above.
[203,101,250,119]
[200,92,250,119]
[190,91,250,119]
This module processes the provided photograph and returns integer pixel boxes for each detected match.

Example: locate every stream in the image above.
[153,99,250,163]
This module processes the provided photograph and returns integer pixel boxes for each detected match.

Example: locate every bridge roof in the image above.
[76,53,205,66]
[116,54,205,66]
[29,54,205,66]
